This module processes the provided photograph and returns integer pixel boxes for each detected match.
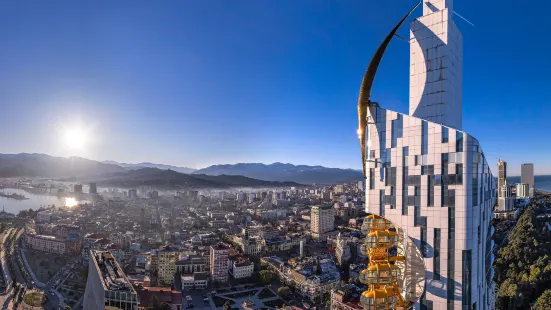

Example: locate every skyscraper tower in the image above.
[498,160,507,198]
[521,163,535,197]
[409,0,463,130]
[361,1,496,309]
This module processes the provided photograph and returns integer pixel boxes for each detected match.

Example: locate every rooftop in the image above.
[211,243,229,251]
[312,204,333,210]
[92,251,137,294]
[137,287,182,307]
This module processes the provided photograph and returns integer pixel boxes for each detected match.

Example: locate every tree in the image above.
[64,306,71,310]
[223,300,232,310]
[534,289,551,310]
[259,270,273,284]
[277,286,291,299]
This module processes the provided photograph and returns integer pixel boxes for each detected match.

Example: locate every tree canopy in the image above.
[494,199,551,309]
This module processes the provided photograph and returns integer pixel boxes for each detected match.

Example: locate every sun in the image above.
[63,127,88,150]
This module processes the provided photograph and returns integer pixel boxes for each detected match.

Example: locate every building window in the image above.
[402,166,408,216]
[462,250,472,308]
[391,115,403,148]
[369,168,375,190]
[456,132,464,152]
[379,190,385,217]
[434,228,441,280]
[421,227,427,257]
[447,205,456,310]
[427,175,434,207]
[422,121,428,155]
[442,127,449,143]
[456,164,463,184]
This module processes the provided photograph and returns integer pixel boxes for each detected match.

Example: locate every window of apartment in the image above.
[427,175,434,207]
[442,127,449,143]
[402,166,409,216]
[379,190,385,217]
[391,115,403,148]
[422,121,428,155]
[447,206,456,310]
[456,132,464,152]
[462,250,472,308]
[442,153,449,172]
[456,164,463,185]
[369,168,375,190]
[434,228,441,280]
[421,227,427,257]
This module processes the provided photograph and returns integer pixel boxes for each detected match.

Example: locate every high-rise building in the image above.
[74,184,83,193]
[516,183,530,199]
[362,1,496,309]
[334,185,344,194]
[409,0,462,130]
[83,250,139,310]
[357,180,363,190]
[497,160,507,198]
[150,245,178,285]
[310,205,335,239]
[521,163,535,197]
[89,183,97,195]
[210,243,229,283]
[498,180,514,211]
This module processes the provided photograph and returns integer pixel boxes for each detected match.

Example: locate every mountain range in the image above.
[102,160,195,174]
[73,167,300,189]
[0,153,363,185]
[0,153,125,177]
[193,162,363,184]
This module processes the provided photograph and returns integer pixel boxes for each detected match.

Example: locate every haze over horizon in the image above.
[1,0,550,175]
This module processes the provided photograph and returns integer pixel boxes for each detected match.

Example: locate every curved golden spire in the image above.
[358,1,421,179]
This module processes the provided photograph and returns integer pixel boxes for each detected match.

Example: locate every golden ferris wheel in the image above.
[359,215,409,310]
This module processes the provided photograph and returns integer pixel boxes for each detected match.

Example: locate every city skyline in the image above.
[1,1,551,174]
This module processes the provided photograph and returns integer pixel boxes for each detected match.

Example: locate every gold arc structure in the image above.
[359,215,408,310]
[357,1,421,179]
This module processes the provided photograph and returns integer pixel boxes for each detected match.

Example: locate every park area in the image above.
[23,292,43,307]
[212,286,284,310]
[25,249,70,283]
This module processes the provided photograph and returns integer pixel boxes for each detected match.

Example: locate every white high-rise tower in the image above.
[363,1,496,309]
[409,0,463,130]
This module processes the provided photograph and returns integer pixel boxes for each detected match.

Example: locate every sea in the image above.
[503,175,551,192]
[0,188,72,215]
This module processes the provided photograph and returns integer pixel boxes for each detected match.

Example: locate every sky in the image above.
[0,1,550,175]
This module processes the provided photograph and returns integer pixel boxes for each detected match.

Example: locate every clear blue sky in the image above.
[0,0,550,175]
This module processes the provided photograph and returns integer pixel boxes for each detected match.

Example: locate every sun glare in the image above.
[357,128,363,139]
[65,197,78,207]
[64,127,87,150]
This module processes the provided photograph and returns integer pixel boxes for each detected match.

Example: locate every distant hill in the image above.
[103,160,195,174]
[80,168,301,189]
[0,153,126,178]
[193,162,363,184]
